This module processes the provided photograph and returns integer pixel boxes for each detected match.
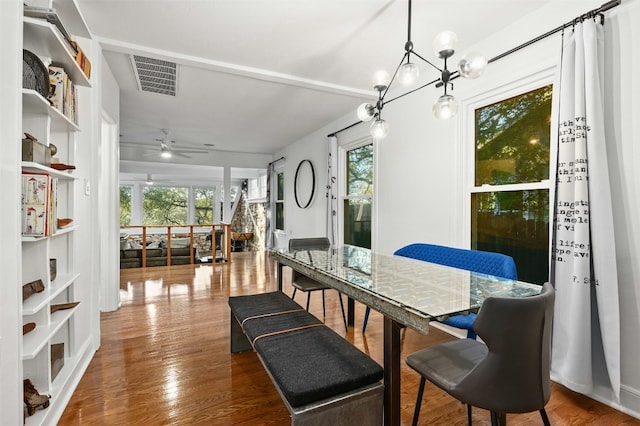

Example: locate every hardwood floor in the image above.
[60,252,639,425]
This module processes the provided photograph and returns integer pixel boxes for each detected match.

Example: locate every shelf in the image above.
[22,235,47,243]
[22,304,78,360]
[22,89,81,132]
[22,273,79,315]
[53,0,92,38]
[22,160,78,179]
[22,226,77,243]
[52,225,78,237]
[23,17,91,88]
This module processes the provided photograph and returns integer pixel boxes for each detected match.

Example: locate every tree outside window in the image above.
[471,84,552,284]
[275,172,284,231]
[143,186,188,225]
[344,144,373,249]
[120,185,132,227]
[194,188,213,224]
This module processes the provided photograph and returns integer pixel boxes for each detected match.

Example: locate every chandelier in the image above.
[357,0,487,138]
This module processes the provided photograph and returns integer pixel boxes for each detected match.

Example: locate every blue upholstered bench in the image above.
[229,292,384,425]
[363,243,518,339]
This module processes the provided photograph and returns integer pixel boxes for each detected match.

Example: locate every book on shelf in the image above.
[21,172,58,237]
[48,66,77,124]
[22,173,49,236]
[71,41,92,79]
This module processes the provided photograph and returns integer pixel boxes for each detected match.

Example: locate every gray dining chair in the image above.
[406,282,555,426]
[288,237,347,331]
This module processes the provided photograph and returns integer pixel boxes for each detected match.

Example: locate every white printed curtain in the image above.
[265,161,275,249]
[326,136,338,245]
[550,18,620,399]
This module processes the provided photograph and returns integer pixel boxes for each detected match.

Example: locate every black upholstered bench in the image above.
[229,292,384,425]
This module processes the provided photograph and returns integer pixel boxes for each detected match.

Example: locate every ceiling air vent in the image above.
[131,55,178,96]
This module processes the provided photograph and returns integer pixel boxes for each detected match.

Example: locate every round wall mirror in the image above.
[294,159,315,209]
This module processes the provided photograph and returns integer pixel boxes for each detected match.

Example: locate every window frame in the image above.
[461,70,555,280]
[274,167,285,232]
[338,135,375,249]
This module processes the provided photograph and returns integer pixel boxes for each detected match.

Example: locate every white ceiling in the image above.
[76,0,562,182]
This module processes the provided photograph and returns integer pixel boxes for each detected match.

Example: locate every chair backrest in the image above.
[394,243,517,280]
[288,238,330,281]
[455,282,555,413]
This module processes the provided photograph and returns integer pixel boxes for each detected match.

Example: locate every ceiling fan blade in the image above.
[175,149,208,154]
[173,151,193,159]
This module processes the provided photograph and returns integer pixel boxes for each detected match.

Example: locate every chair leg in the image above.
[467,404,472,426]
[322,289,326,317]
[412,378,426,426]
[306,292,311,311]
[362,306,371,333]
[337,293,347,332]
[540,408,550,426]
[490,412,506,426]
[292,288,297,300]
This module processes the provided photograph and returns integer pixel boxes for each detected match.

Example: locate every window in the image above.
[344,144,373,249]
[120,185,132,227]
[275,172,284,231]
[470,85,552,284]
[248,174,267,202]
[143,186,188,225]
[194,188,213,224]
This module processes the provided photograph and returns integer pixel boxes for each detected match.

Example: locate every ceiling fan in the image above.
[121,129,210,159]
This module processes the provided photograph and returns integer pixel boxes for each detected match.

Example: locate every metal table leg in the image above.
[384,317,402,426]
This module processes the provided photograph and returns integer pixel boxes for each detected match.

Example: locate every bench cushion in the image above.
[255,326,383,408]
[229,291,303,322]
[242,310,322,344]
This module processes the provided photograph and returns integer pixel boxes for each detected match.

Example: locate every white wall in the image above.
[0,2,24,423]
[276,0,640,418]
[99,54,121,312]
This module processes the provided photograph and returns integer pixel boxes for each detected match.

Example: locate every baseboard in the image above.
[550,375,640,420]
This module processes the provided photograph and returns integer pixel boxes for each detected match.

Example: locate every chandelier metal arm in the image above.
[385,77,441,106]
[381,51,411,101]
[410,50,443,73]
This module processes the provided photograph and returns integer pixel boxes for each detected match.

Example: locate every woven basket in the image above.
[22,50,49,98]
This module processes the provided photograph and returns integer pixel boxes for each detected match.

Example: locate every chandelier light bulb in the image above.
[458,52,487,79]
[432,94,459,120]
[357,103,376,122]
[433,30,458,58]
[397,62,420,85]
[370,118,389,139]
[372,70,390,91]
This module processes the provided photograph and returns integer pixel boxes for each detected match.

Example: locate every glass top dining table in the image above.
[271,244,542,426]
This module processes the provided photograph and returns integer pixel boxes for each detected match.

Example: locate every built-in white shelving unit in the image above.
[20,1,95,424]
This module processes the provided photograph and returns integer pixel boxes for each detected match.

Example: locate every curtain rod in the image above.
[488,0,620,65]
[327,0,621,138]
[268,156,286,166]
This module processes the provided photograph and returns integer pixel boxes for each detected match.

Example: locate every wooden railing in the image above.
[120,223,232,266]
